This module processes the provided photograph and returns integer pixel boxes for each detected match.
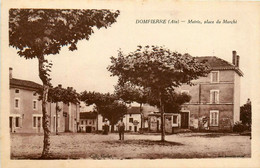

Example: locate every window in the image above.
[37,117,41,127]
[81,120,84,125]
[33,92,37,96]
[210,110,219,126]
[32,114,42,128]
[33,100,37,110]
[210,90,219,104]
[129,118,133,123]
[14,98,20,108]
[33,117,37,127]
[15,89,20,93]
[89,120,92,125]
[129,126,132,131]
[173,115,178,124]
[211,71,219,83]
[15,117,19,127]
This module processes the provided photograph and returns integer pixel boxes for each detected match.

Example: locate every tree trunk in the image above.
[56,103,58,135]
[159,92,165,142]
[38,56,51,159]
[140,103,143,133]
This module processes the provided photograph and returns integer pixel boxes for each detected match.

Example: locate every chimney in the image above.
[58,84,62,88]
[236,55,240,67]
[232,51,237,66]
[9,67,13,79]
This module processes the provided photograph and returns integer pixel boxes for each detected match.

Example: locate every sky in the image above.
[7,5,258,105]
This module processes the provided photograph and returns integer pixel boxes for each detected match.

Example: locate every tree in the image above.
[47,85,79,135]
[80,91,116,107]
[155,91,191,113]
[114,82,149,132]
[240,98,252,128]
[9,9,120,158]
[97,101,127,132]
[108,45,209,141]
[80,91,126,132]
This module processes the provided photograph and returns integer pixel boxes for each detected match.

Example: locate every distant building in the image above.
[79,112,103,132]
[9,68,79,133]
[123,106,141,132]
[117,105,158,132]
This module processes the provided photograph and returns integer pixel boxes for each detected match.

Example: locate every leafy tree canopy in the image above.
[39,85,80,105]
[114,82,149,104]
[9,9,120,59]
[108,45,209,94]
[80,91,116,107]
[97,101,127,125]
[80,91,126,126]
[240,99,251,126]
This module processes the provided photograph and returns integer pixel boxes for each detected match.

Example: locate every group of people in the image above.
[103,117,125,140]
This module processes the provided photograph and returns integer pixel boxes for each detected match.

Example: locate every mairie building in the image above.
[148,51,243,132]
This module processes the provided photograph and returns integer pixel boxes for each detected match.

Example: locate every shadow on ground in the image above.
[103,139,183,146]
[185,133,242,138]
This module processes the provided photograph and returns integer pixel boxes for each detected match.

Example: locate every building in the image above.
[123,107,142,132]
[79,112,103,132]
[118,105,158,132]
[9,68,80,133]
[148,112,181,133]
[147,51,243,133]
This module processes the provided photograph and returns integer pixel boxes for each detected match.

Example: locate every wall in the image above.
[123,114,141,132]
[233,72,241,123]
[177,70,236,131]
[79,118,97,132]
[10,87,79,133]
[10,87,43,133]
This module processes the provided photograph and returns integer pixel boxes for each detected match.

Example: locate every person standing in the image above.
[117,118,125,140]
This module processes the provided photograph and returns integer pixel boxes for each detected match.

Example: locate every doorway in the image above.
[86,126,92,133]
[65,114,69,132]
[9,117,13,132]
[134,126,137,132]
[181,112,189,129]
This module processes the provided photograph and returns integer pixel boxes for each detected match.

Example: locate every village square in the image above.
[8,9,252,160]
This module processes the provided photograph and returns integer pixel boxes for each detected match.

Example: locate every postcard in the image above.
[1,1,260,168]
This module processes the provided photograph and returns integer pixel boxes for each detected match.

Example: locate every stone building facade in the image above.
[148,51,243,132]
[175,51,243,131]
[9,68,80,133]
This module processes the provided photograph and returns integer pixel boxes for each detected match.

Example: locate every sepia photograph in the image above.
[1,1,260,168]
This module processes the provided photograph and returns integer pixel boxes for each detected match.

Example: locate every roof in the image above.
[80,112,98,119]
[195,56,243,76]
[148,112,176,116]
[127,107,141,114]
[10,78,42,90]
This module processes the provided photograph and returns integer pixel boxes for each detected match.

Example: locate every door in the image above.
[9,117,13,132]
[86,126,92,133]
[134,126,137,132]
[181,112,189,129]
[65,114,69,132]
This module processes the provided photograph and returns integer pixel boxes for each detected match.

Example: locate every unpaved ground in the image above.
[11,132,251,159]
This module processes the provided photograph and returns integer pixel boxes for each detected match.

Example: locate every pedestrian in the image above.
[103,119,109,135]
[117,117,125,140]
